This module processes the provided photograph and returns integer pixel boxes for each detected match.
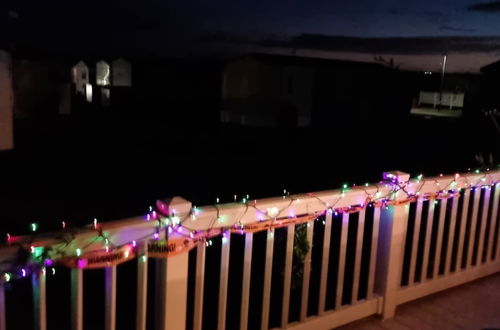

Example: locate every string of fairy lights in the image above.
[1,169,499,284]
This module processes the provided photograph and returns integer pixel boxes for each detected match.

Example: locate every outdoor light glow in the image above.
[31,223,38,232]
[76,249,82,257]
[268,230,274,239]
[267,207,279,218]
[4,273,11,282]
[171,216,180,225]
[132,240,137,247]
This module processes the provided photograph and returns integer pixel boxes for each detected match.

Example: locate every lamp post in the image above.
[438,54,447,111]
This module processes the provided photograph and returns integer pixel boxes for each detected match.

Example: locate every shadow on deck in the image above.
[338,273,500,330]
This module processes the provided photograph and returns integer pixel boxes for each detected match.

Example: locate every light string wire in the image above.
[2,170,499,282]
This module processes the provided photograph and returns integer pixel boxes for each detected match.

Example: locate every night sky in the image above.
[4,0,500,71]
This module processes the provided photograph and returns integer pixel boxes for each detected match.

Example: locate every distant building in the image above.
[480,60,500,111]
[112,58,132,87]
[72,61,90,95]
[0,50,13,150]
[221,53,411,127]
[12,58,70,118]
[70,58,132,111]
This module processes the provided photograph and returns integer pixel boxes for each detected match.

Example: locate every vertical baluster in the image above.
[155,253,189,330]
[0,283,5,330]
[136,251,148,330]
[105,267,117,330]
[318,212,332,315]
[476,187,491,265]
[421,201,435,282]
[218,231,231,330]
[487,185,500,261]
[71,268,83,330]
[335,213,349,309]
[466,188,481,268]
[444,196,459,276]
[240,233,253,330]
[261,229,274,330]
[409,200,423,284]
[496,186,500,260]
[456,190,471,270]
[154,259,167,330]
[33,269,47,330]
[300,221,314,321]
[367,207,380,300]
[193,242,206,330]
[433,199,448,279]
[351,210,366,303]
[281,225,295,328]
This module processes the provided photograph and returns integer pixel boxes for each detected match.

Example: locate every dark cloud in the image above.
[263,34,500,54]
[439,25,476,32]
[204,32,500,54]
[388,8,447,24]
[468,1,500,12]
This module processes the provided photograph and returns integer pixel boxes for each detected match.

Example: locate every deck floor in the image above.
[337,273,500,330]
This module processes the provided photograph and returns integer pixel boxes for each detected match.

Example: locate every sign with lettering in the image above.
[59,245,136,269]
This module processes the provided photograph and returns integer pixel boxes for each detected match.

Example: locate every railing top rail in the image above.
[3,169,500,265]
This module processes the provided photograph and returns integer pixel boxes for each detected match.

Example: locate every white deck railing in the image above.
[0,169,499,330]
[418,91,465,109]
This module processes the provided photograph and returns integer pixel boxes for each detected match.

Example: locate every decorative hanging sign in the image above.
[59,244,136,269]
[148,238,199,258]
[148,228,222,258]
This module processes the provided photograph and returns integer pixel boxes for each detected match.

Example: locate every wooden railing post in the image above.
[155,197,192,330]
[375,171,410,320]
